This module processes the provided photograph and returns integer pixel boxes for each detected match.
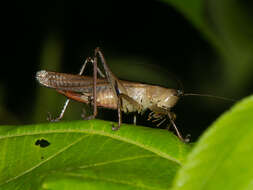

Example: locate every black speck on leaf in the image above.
[35,139,50,148]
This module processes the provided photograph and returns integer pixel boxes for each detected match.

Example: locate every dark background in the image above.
[1,0,252,141]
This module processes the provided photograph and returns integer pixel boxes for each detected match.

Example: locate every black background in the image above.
[1,0,252,141]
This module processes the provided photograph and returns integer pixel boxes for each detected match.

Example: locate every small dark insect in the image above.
[36,48,234,142]
[35,139,50,148]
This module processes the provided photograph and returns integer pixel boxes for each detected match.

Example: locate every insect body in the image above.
[36,69,182,137]
[36,71,180,113]
[36,48,233,141]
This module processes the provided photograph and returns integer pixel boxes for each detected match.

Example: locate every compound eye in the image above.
[176,90,184,97]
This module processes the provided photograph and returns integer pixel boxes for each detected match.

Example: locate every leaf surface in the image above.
[0,120,190,190]
[172,95,253,190]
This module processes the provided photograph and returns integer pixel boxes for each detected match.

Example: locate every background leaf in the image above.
[0,120,190,190]
[172,95,253,190]
[161,0,253,95]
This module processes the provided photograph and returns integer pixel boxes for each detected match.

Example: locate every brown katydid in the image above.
[36,47,234,141]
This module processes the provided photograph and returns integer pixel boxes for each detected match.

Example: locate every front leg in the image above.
[167,112,184,141]
[149,105,184,141]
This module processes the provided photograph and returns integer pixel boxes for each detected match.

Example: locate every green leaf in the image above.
[172,95,253,190]
[0,120,190,190]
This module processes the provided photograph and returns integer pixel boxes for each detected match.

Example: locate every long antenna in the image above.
[157,66,235,103]
[183,93,236,102]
